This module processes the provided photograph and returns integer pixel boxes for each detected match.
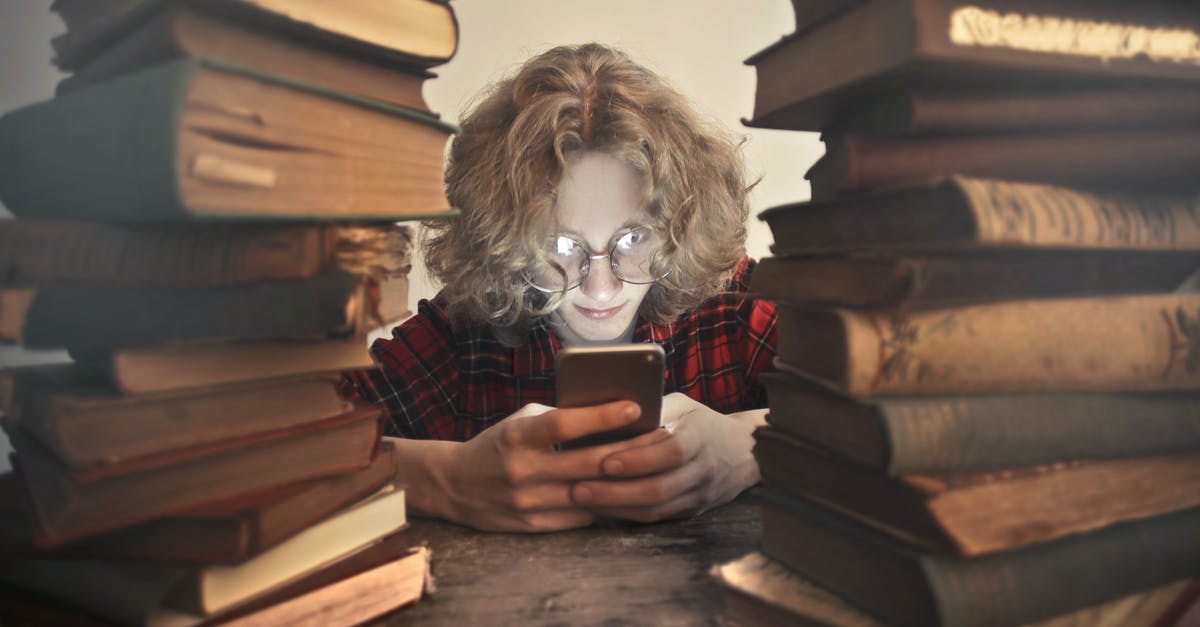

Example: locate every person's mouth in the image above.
[575,303,625,320]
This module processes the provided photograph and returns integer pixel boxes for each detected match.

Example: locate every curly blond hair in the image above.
[424,43,750,340]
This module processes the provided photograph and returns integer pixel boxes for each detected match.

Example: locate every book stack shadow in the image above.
[713,1,1200,626]
[0,0,462,625]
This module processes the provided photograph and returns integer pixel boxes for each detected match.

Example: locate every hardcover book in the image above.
[0,57,456,221]
[746,0,1200,131]
[760,370,1200,474]
[758,489,1200,627]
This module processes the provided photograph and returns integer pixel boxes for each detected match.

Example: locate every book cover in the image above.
[760,370,1200,474]
[774,292,1200,395]
[754,427,1200,556]
[750,250,1200,310]
[746,0,1200,131]
[10,406,382,546]
[0,220,412,288]
[56,3,434,112]
[758,488,1200,627]
[759,177,1200,255]
[0,57,457,221]
[0,441,396,564]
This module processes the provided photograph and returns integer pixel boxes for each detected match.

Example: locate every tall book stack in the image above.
[0,0,459,624]
[714,1,1200,626]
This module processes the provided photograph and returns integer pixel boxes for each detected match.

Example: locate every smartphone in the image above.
[555,344,665,449]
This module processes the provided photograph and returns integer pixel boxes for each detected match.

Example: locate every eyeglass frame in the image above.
[523,226,670,293]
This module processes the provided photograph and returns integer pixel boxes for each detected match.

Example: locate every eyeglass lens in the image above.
[527,227,664,291]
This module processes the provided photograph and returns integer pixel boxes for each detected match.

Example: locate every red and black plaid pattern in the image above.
[340,257,777,440]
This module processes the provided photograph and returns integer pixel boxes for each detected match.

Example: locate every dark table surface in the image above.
[389,496,761,626]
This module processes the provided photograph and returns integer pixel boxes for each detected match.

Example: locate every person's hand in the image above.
[568,392,765,523]
[416,400,670,532]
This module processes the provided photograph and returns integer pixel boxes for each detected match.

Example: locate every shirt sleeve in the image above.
[339,296,464,440]
[732,258,779,411]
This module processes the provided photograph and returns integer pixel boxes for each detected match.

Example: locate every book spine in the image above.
[958,178,1200,250]
[881,394,1200,473]
[0,222,329,287]
[16,272,363,351]
[0,59,193,219]
[781,293,1200,394]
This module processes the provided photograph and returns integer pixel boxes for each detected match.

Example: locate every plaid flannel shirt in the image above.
[340,257,777,440]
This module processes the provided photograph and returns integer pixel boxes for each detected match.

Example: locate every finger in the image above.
[507,401,641,449]
[587,488,707,524]
[523,426,673,483]
[572,462,706,508]
[599,427,698,478]
[498,481,578,513]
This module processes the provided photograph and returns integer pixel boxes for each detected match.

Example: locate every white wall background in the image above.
[0,1,825,466]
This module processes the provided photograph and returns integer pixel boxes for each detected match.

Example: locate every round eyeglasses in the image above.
[525,226,669,292]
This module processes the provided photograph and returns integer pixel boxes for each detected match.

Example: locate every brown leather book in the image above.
[760,370,1200,475]
[0,57,456,221]
[754,427,1200,556]
[0,441,396,564]
[8,406,382,547]
[774,292,1200,395]
[74,337,377,396]
[806,130,1200,200]
[56,3,435,111]
[0,220,412,288]
[758,177,1200,255]
[51,0,458,71]
[750,251,1200,310]
[830,85,1200,135]
[3,368,353,468]
[757,488,1200,627]
[745,0,1200,131]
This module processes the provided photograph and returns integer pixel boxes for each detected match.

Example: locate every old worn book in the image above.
[0,531,428,627]
[52,0,458,71]
[759,177,1200,255]
[758,488,1200,627]
[76,336,376,395]
[754,427,1200,556]
[0,57,456,221]
[806,130,1200,200]
[760,371,1200,475]
[830,85,1200,135]
[790,0,861,33]
[0,220,412,288]
[8,406,381,546]
[774,292,1200,395]
[1,369,353,468]
[746,0,1200,131]
[202,536,429,627]
[712,552,1200,627]
[750,251,1200,310]
[0,481,408,624]
[0,272,372,352]
[55,3,434,111]
[0,441,395,564]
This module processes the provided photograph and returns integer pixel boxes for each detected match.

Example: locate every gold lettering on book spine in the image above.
[958,178,1200,249]
[948,6,1200,64]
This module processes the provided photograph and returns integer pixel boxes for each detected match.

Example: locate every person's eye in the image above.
[615,229,648,249]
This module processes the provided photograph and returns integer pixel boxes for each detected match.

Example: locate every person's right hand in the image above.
[417,399,669,532]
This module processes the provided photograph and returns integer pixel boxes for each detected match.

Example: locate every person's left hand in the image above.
[567,392,766,522]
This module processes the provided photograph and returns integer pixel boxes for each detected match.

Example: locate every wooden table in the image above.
[390,496,761,625]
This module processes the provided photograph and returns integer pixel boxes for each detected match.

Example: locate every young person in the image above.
[342,43,777,532]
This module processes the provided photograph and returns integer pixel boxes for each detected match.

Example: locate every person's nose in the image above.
[579,253,622,304]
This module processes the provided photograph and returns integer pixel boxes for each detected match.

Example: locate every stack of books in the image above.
[714,1,1200,625]
[0,0,460,624]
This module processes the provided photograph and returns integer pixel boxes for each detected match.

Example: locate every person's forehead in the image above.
[555,152,645,236]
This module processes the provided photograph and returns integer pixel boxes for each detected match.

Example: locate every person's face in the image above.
[546,151,655,345]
